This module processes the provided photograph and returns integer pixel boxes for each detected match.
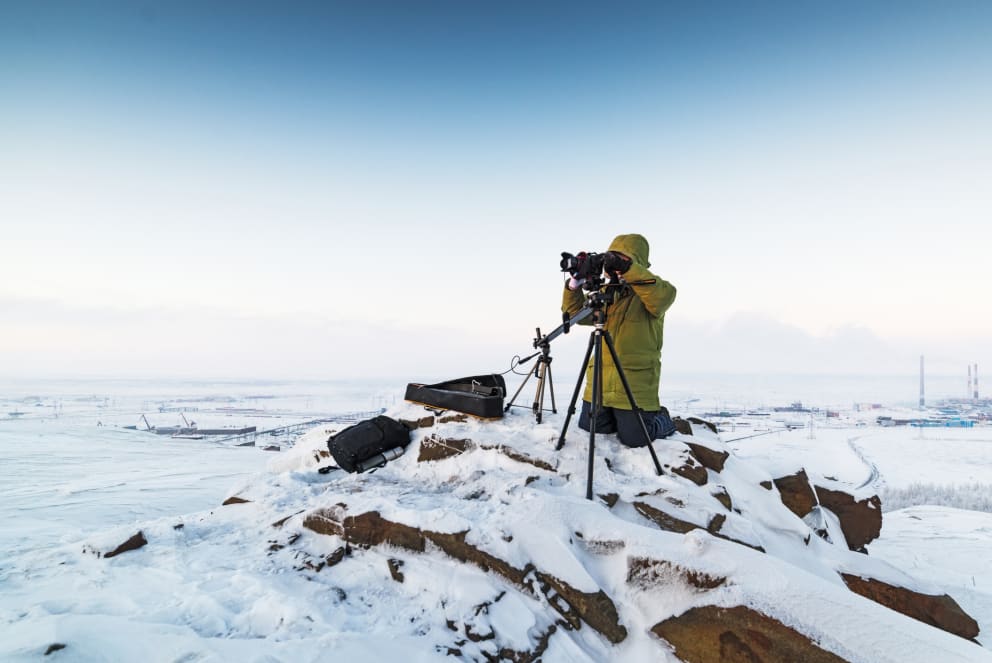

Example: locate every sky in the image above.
[1,1,990,383]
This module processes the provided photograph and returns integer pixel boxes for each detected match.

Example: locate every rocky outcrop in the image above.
[652,605,848,663]
[104,531,148,559]
[770,472,882,552]
[669,452,708,486]
[416,436,556,473]
[687,417,719,435]
[400,415,436,430]
[633,500,697,534]
[841,574,980,642]
[266,409,981,659]
[478,444,556,472]
[222,496,252,506]
[387,558,405,583]
[303,507,627,644]
[417,435,473,462]
[627,557,726,591]
[711,486,733,511]
[673,417,693,435]
[814,486,882,551]
[631,500,764,553]
[772,470,817,518]
[685,441,729,473]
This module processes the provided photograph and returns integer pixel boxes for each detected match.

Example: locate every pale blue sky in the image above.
[1,1,990,379]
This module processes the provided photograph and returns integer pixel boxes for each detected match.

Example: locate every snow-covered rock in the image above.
[3,403,987,662]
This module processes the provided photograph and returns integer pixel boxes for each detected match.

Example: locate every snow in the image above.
[870,507,992,646]
[2,379,992,661]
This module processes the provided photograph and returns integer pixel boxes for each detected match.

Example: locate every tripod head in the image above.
[582,277,657,325]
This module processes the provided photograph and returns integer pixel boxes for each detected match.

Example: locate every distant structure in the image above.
[976,363,980,400]
[919,355,925,409]
[968,365,973,399]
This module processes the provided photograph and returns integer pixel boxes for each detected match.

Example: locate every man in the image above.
[562,233,677,447]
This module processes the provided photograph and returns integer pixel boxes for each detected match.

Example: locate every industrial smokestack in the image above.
[975,364,980,400]
[968,365,973,399]
[919,355,925,409]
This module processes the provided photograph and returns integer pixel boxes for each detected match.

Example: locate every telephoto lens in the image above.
[584,252,605,279]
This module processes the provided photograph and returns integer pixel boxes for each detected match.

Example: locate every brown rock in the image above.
[535,571,626,643]
[438,414,468,424]
[628,557,726,591]
[491,623,557,663]
[814,486,882,551]
[44,643,67,656]
[346,511,429,553]
[222,496,252,506]
[599,493,619,508]
[104,531,148,559]
[271,509,304,528]
[633,501,698,534]
[687,417,719,435]
[399,415,436,429]
[577,538,626,555]
[387,558,405,582]
[302,505,348,537]
[673,417,693,435]
[325,547,346,568]
[634,500,764,553]
[417,435,473,462]
[711,487,733,511]
[707,513,727,534]
[841,574,979,641]
[670,455,708,486]
[760,480,773,490]
[686,441,730,472]
[773,470,817,519]
[480,444,556,472]
[303,507,626,643]
[652,605,848,662]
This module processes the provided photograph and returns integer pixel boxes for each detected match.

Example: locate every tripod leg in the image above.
[602,330,665,476]
[556,332,595,451]
[547,364,557,414]
[505,361,537,413]
[533,359,547,424]
[587,330,603,500]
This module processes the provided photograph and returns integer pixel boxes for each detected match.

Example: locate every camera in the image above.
[560,251,605,282]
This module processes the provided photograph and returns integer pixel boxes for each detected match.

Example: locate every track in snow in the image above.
[847,434,883,490]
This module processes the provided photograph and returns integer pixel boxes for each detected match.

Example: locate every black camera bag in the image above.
[404,374,506,419]
[327,415,411,473]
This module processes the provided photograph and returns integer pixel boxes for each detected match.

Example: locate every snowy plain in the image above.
[1,375,991,661]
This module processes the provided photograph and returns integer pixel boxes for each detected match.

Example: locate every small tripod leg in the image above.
[602,329,665,476]
[546,364,557,414]
[505,361,537,414]
[556,332,595,451]
[533,359,547,424]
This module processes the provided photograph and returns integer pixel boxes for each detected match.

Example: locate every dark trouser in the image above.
[578,401,676,448]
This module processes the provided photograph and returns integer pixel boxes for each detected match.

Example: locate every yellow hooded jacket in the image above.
[561,234,676,411]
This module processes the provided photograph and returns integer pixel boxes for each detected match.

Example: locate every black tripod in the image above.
[556,285,664,500]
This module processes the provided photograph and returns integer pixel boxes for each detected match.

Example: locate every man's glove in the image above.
[603,251,632,275]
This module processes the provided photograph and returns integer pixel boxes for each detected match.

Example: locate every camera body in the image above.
[560,251,605,283]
